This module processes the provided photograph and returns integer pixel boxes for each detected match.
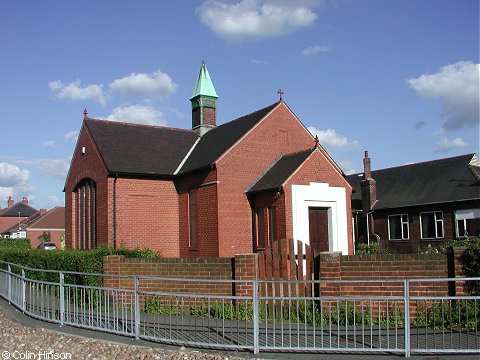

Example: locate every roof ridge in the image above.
[350,153,476,176]
[85,118,198,134]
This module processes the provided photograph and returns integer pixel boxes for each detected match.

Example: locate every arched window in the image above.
[73,178,96,249]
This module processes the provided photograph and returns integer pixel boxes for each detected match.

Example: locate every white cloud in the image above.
[302,45,329,56]
[0,162,36,203]
[407,61,480,130]
[16,159,70,180]
[105,105,167,126]
[336,160,356,175]
[198,0,319,42]
[64,130,79,141]
[434,136,467,153]
[307,126,359,151]
[0,163,29,188]
[49,80,107,106]
[109,70,177,99]
[43,140,56,148]
[251,59,269,66]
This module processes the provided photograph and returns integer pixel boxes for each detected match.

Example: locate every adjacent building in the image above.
[348,152,480,253]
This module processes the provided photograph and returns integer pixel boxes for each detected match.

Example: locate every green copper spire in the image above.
[190,61,218,100]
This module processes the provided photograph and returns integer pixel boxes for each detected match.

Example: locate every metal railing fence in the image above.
[0,260,479,357]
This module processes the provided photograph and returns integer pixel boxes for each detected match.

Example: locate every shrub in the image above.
[0,237,31,250]
[356,241,388,255]
[459,237,480,295]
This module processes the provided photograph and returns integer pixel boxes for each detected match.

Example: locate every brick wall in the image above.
[103,253,258,300]
[64,123,109,249]
[113,178,180,256]
[317,249,465,298]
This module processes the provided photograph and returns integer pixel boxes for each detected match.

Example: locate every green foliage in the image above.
[356,241,388,255]
[0,237,31,250]
[459,237,480,295]
[417,237,475,255]
[0,245,158,287]
[413,300,480,331]
[38,231,51,243]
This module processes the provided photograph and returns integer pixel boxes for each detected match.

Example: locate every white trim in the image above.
[174,137,201,175]
[291,182,348,254]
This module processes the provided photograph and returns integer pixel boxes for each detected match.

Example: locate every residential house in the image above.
[64,62,354,257]
[0,196,38,235]
[2,207,65,249]
[348,152,480,253]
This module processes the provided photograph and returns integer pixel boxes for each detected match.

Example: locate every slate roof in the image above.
[176,102,278,174]
[84,102,279,177]
[0,202,38,217]
[85,119,199,176]
[246,148,315,194]
[347,153,480,211]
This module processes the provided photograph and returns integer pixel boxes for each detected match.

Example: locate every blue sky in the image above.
[0,0,478,210]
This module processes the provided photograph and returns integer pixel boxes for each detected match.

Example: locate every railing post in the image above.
[253,279,259,354]
[21,269,26,312]
[404,279,410,358]
[7,264,11,304]
[59,272,65,325]
[134,276,140,340]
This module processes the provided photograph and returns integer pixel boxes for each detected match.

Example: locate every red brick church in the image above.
[64,63,353,257]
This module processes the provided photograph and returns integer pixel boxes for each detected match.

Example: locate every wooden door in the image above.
[308,207,329,252]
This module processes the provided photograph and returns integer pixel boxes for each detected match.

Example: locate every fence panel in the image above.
[0,260,478,357]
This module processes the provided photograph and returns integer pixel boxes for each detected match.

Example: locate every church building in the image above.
[64,63,353,257]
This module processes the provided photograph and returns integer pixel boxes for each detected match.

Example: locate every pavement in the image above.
[0,297,478,360]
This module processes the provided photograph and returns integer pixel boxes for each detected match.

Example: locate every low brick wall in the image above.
[103,253,258,301]
[317,247,465,299]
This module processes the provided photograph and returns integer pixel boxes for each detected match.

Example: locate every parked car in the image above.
[37,242,57,250]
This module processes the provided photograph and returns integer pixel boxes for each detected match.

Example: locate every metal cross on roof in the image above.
[83,108,88,119]
[277,88,284,101]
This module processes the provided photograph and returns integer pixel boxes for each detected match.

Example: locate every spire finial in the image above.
[83,108,88,119]
[277,88,284,101]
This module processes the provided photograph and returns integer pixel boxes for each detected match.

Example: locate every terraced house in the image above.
[64,63,354,257]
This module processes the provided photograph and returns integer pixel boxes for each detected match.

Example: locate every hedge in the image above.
[0,237,31,250]
[0,246,157,287]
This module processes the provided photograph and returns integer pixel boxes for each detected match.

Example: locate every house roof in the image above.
[178,102,278,174]
[347,153,480,210]
[0,202,38,217]
[27,207,65,230]
[2,207,65,235]
[85,119,199,176]
[246,148,315,194]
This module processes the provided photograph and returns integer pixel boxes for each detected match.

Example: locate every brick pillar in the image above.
[103,255,125,289]
[234,253,258,297]
[447,247,466,296]
[319,251,342,297]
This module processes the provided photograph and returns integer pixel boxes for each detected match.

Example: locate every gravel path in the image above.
[0,312,253,360]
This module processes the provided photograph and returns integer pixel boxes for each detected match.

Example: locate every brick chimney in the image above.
[21,197,28,205]
[360,151,377,214]
[40,208,47,216]
[7,196,14,208]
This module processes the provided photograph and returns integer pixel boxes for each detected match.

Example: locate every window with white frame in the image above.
[420,211,444,239]
[388,214,409,240]
[455,209,480,238]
